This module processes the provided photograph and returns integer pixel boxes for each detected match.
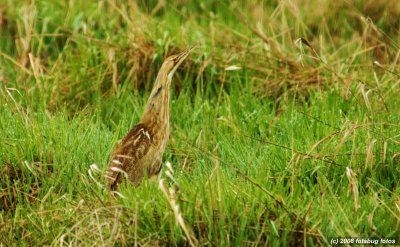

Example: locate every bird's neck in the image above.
[140,80,171,133]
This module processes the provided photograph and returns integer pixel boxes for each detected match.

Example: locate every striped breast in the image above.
[107,123,153,190]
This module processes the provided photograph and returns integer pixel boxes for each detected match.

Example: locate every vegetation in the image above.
[1,0,399,245]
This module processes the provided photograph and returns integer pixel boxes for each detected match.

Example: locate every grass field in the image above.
[1,0,399,246]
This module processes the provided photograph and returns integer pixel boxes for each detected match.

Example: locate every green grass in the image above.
[1,0,400,246]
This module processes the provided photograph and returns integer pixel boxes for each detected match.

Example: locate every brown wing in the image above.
[107,123,153,190]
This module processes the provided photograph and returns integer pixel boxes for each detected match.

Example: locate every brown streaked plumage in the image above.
[107,47,194,190]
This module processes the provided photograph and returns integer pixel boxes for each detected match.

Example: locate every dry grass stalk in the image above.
[159,162,197,246]
[365,139,376,169]
[333,121,357,159]
[16,3,36,68]
[88,163,105,189]
[345,167,360,210]
[359,83,372,111]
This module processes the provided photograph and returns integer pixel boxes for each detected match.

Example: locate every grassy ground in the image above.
[1,0,400,246]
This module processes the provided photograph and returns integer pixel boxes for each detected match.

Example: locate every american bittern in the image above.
[107,47,194,190]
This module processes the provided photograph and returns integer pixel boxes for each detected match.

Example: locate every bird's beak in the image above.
[165,45,197,83]
[172,46,197,71]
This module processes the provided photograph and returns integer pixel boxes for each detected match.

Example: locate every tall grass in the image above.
[1,0,399,245]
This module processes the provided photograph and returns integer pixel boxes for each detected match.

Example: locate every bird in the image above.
[106,47,195,190]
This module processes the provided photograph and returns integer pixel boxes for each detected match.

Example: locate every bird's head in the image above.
[158,46,196,86]
[142,46,196,124]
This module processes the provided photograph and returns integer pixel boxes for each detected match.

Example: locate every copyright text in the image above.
[330,238,396,245]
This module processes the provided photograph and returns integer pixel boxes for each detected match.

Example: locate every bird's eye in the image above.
[172,55,180,63]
